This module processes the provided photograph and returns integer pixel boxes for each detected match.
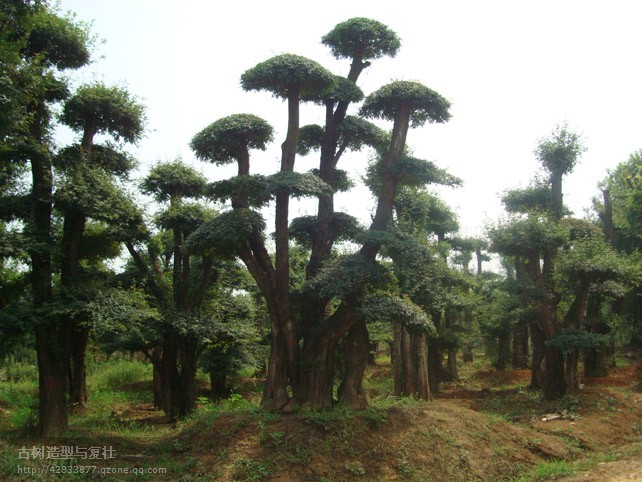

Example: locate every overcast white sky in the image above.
[57,0,642,239]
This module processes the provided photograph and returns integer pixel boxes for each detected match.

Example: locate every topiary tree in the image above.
[56,82,145,407]
[1,2,91,436]
[187,19,452,411]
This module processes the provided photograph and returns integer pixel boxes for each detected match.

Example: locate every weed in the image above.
[344,461,365,476]
[232,457,271,481]
[557,394,581,413]
[258,421,283,446]
[287,445,311,465]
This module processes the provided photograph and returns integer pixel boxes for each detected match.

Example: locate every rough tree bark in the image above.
[338,319,369,409]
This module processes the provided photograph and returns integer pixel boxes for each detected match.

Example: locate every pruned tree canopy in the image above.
[321,17,401,61]
[240,53,334,98]
[190,114,273,165]
[61,83,146,143]
[360,80,451,127]
[141,160,207,202]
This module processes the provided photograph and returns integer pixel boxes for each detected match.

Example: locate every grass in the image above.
[511,449,633,481]
[1,354,641,481]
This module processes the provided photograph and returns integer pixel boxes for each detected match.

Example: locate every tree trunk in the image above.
[564,349,580,393]
[496,333,510,371]
[530,324,545,389]
[542,345,566,400]
[210,372,228,400]
[367,341,377,365]
[69,326,90,407]
[261,313,290,410]
[338,319,369,409]
[401,325,414,395]
[447,348,459,380]
[392,322,403,396]
[428,311,442,394]
[161,332,180,421]
[289,305,357,410]
[35,324,68,436]
[411,332,431,400]
[152,346,162,409]
[584,349,608,377]
[30,106,68,436]
[512,324,529,369]
[177,340,199,417]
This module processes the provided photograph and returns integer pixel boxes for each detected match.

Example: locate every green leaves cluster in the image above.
[360,80,451,127]
[240,53,334,98]
[321,17,401,61]
[190,114,273,165]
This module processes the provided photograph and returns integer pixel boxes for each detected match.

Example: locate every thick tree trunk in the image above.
[584,349,608,377]
[542,345,566,400]
[447,348,459,380]
[564,350,580,393]
[210,372,228,400]
[177,341,199,417]
[410,332,431,400]
[30,107,68,436]
[338,319,369,409]
[512,324,529,369]
[530,324,545,389]
[161,332,180,421]
[496,333,510,371]
[35,324,68,436]
[289,305,357,410]
[261,312,290,410]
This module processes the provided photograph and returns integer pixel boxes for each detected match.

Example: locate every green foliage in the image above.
[289,212,363,247]
[339,115,390,153]
[321,17,401,61]
[296,124,324,155]
[359,293,435,334]
[558,236,634,284]
[155,202,216,234]
[305,254,392,299]
[22,8,90,69]
[141,160,207,202]
[395,187,459,237]
[185,209,265,255]
[54,143,136,177]
[208,175,272,206]
[535,122,586,176]
[502,183,555,214]
[240,53,334,98]
[360,80,451,127]
[61,82,146,143]
[190,114,273,165]
[54,163,140,226]
[489,216,569,257]
[268,171,332,198]
[545,331,610,355]
[89,287,160,355]
[366,156,461,195]
[309,168,353,193]
[300,75,363,105]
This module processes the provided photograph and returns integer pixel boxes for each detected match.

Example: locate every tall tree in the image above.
[0,2,90,435]
[57,83,145,406]
[188,20,452,410]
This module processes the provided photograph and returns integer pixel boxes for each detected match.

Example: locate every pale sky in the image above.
[57,0,642,241]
